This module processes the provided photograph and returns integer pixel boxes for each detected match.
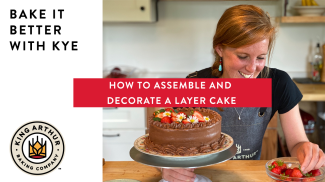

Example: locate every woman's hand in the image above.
[279,105,325,173]
[296,142,325,174]
[161,168,196,182]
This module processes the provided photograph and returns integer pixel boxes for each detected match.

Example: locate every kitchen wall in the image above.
[103,0,325,78]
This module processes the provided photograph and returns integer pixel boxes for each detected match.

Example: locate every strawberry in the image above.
[171,116,178,122]
[279,174,292,181]
[182,119,190,124]
[155,112,164,119]
[192,111,205,122]
[285,168,293,176]
[309,169,321,177]
[271,161,279,168]
[161,116,172,124]
[165,108,174,112]
[278,161,287,173]
[271,167,282,175]
[302,177,316,182]
[290,168,303,178]
[171,112,178,117]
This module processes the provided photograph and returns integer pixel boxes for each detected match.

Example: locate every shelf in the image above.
[280,16,325,23]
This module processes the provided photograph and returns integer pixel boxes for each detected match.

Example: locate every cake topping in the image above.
[171,116,178,123]
[176,112,187,122]
[188,116,199,123]
[163,111,172,117]
[161,116,172,124]
[150,107,221,129]
[203,116,210,122]
[192,111,205,122]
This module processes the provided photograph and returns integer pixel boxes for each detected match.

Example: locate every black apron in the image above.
[208,107,272,160]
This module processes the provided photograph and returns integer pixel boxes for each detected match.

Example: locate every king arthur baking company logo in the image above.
[10,121,64,175]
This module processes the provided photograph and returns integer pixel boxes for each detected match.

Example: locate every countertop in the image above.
[103,160,274,182]
[294,81,325,101]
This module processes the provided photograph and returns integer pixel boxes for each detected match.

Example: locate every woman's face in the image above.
[215,39,269,78]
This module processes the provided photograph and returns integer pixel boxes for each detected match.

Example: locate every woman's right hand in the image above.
[161,168,196,182]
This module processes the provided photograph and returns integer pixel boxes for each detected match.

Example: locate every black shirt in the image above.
[186,67,303,120]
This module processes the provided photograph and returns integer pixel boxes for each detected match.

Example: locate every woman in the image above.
[161,5,325,182]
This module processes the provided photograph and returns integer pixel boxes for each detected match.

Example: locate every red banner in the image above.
[73,78,272,107]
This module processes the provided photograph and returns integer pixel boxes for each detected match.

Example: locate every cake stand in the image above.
[129,134,237,182]
[130,144,236,168]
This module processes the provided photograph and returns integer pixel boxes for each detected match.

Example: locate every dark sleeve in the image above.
[186,67,214,78]
[272,69,303,116]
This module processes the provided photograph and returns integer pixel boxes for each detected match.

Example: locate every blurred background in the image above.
[102,0,325,161]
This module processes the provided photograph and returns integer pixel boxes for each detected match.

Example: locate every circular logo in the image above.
[10,121,64,175]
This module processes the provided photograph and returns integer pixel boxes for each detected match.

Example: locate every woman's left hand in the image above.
[296,142,325,174]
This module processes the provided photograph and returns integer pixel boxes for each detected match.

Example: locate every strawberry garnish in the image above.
[161,116,172,124]
[171,112,178,117]
[155,112,164,118]
[171,116,178,122]
[192,111,205,122]
[182,119,190,124]
[165,108,174,112]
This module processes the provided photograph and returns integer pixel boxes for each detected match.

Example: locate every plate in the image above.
[134,133,233,158]
[130,144,237,168]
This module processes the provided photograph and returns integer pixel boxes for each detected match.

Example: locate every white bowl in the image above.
[293,6,325,16]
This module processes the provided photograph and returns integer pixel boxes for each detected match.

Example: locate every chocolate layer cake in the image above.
[145,107,225,156]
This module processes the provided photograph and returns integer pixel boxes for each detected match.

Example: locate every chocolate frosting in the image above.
[146,107,223,156]
[144,134,226,156]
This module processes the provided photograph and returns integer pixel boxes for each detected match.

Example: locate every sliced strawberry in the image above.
[161,116,172,124]
[182,119,190,124]
[193,111,205,122]
[171,116,178,122]
[155,112,164,119]
[271,167,282,175]
[165,108,174,112]
[309,169,321,177]
[290,168,303,178]
[171,112,178,117]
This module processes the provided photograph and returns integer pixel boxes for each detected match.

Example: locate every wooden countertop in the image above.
[103,160,273,182]
[294,81,325,101]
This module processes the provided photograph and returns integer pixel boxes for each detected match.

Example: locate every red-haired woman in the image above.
[161,5,325,182]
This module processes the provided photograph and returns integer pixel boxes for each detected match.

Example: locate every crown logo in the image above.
[29,136,46,159]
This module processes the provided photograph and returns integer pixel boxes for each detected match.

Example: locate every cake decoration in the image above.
[145,107,224,156]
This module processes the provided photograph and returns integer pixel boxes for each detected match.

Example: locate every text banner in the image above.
[73,78,272,107]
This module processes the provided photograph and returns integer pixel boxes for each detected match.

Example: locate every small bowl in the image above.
[265,157,325,181]
[293,6,325,16]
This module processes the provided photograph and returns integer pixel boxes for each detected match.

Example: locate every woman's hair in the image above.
[212,5,276,78]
